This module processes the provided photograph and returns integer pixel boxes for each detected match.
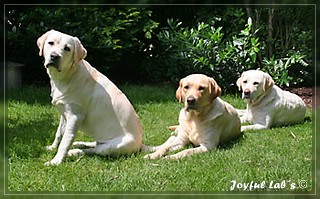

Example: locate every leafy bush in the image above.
[144,15,311,91]
[262,52,309,87]
[6,7,313,88]
[144,17,260,92]
[6,7,159,83]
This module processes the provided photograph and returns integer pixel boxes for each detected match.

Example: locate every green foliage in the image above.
[227,17,260,67]
[262,52,309,87]
[146,17,261,91]
[6,7,313,88]
[144,8,312,89]
[8,7,158,50]
[6,7,159,82]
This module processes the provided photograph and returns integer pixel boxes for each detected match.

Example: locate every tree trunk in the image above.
[267,8,275,59]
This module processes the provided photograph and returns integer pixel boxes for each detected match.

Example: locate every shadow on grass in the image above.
[304,116,312,123]
[8,114,141,163]
[120,85,177,104]
[8,85,177,107]
[7,86,51,106]
[218,132,245,150]
[7,115,56,160]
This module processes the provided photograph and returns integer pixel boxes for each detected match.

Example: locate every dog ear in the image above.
[236,73,244,91]
[37,29,55,56]
[176,78,184,103]
[73,37,87,63]
[209,78,221,102]
[263,72,274,91]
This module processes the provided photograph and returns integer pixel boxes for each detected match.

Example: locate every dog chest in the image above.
[182,120,207,146]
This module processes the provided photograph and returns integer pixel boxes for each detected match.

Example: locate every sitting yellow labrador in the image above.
[236,70,306,131]
[37,30,144,165]
[144,74,241,159]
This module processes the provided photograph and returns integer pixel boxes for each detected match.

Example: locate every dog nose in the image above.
[50,53,60,61]
[244,90,250,95]
[187,96,196,105]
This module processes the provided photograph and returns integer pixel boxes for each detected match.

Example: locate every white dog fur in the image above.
[37,30,144,165]
[144,74,241,159]
[236,70,306,131]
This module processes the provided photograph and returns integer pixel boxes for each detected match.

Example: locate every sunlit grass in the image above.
[6,85,313,193]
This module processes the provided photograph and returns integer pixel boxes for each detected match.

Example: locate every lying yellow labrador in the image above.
[37,30,144,165]
[144,74,241,159]
[236,70,306,131]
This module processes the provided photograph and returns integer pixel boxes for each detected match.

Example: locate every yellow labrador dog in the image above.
[37,30,144,165]
[236,70,306,131]
[144,74,241,159]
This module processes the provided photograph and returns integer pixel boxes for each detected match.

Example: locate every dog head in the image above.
[37,29,87,72]
[236,70,274,103]
[176,74,221,112]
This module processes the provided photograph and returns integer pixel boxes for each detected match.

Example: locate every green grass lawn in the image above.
[6,85,313,194]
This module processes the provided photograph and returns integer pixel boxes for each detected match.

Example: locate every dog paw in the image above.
[143,153,160,160]
[67,149,84,156]
[44,158,62,166]
[163,154,179,160]
[45,145,56,151]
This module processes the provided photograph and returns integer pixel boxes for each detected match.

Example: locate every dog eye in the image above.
[64,46,71,51]
[198,86,205,91]
[184,85,189,90]
[253,82,259,85]
[48,41,54,45]
[243,80,247,84]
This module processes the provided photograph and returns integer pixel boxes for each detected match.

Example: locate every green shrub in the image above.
[6,7,313,87]
[6,7,159,83]
[144,17,260,92]
[262,52,309,87]
[144,15,310,91]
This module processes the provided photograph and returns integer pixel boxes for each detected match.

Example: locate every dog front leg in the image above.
[143,136,188,160]
[45,114,81,166]
[165,144,210,159]
[236,109,251,123]
[143,135,176,152]
[241,115,271,132]
[236,109,247,117]
[241,124,268,131]
[46,115,66,151]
